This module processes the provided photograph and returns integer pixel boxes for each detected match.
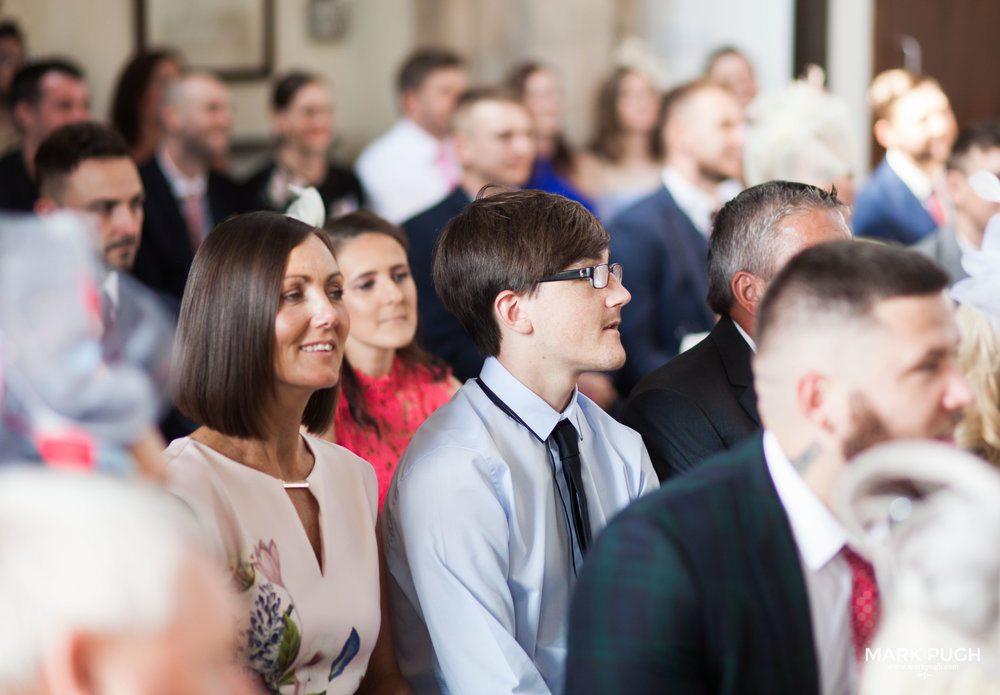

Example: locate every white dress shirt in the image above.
[886,148,934,201]
[763,430,857,695]
[354,118,460,224]
[383,357,658,694]
[661,167,743,236]
[156,147,211,242]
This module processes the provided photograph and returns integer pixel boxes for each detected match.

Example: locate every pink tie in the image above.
[926,190,947,227]
[843,545,881,661]
[183,193,205,252]
[437,141,458,190]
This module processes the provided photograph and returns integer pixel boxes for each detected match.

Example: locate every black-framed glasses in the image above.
[538,262,623,290]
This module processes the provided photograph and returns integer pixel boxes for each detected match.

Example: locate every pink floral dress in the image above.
[334,357,454,509]
[165,434,380,695]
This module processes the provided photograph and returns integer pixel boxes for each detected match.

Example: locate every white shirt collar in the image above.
[733,320,756,352]
[479,356,583,442]
[102,269,120,309]
[886,148,934,201]
[762,429,846,571]
[662,167,719,236]
[156,147,207,199]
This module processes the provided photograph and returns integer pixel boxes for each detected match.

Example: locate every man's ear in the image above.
[12,100,31,133]
[873,118,894,150]
[453,129,470,167]
[34,197,59,216]
[730,271,764,317]
[161,102,182,133]
[494,289,533,336]
[796,371,842,435]
[40,631,103,695]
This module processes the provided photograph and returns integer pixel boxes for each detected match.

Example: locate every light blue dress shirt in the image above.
[383,357,658,694]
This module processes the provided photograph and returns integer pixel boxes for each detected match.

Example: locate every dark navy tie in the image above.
[551,419,592,556]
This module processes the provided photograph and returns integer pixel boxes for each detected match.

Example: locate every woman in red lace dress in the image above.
[320,211,460,508]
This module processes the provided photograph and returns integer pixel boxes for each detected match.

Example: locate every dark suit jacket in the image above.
[608,186,715,393]
[566,435,818,695]
[853,158,936,244]
[403,187,482,381]
[0,149,37,211]
[621,316,760,481]
[131,158,245,302]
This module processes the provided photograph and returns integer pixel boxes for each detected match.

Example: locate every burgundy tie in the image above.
[842,545,881,661]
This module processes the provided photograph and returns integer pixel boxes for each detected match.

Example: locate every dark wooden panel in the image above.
[874,0,999,164]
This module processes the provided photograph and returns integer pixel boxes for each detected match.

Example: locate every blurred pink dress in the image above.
[335,356,453,509]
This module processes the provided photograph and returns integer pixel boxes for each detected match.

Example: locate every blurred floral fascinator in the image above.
[284,185,326,228]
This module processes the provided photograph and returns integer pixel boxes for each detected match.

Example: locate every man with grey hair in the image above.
[621,180,851,481]
[0,468,252,695]
[131,70,246,303]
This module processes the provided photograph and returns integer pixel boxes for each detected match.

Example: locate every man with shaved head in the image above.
[132,71,245,302]
[404,86,535,380]
[608,79,746,393]
[567,241,973,694]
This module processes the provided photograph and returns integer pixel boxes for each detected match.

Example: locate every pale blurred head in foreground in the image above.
[0,469,248,695]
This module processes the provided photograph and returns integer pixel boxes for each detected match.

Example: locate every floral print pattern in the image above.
[240,539,360,694]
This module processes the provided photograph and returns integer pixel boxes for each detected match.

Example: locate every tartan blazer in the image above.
[565,434,820,695]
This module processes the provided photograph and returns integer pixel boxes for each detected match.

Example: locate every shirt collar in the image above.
[102,269,120,309]
[733,319,756,352]
[157,147,207,199]
[662,166,718,236]
[762,429,847,571]
[886,148,934,201]
[479,356,583,441]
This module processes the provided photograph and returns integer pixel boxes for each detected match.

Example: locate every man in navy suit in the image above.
[608,80,745,393]
[853,70,957,244]
[131,71,245,304]
[567,241,973,694]
[621,181,851,481]
[403,87,534,381]
[915,120,1000,283]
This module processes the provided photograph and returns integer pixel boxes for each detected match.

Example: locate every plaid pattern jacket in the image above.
[565,434,820,695]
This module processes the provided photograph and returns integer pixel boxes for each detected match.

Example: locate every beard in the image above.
[841,392,892,461]
[841,391,963,460]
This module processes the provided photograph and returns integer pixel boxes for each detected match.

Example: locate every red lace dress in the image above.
[334,356,454,509]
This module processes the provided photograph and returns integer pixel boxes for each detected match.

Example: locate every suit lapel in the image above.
[712,317,760,425]
[737,437,819,692]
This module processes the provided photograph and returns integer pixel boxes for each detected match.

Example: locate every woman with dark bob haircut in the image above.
[166,211,410,694]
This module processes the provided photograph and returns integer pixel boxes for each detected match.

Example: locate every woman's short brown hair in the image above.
[172,211,338,437]
[432,187,609,357]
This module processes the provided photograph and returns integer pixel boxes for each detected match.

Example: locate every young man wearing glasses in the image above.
[382,188,658,695]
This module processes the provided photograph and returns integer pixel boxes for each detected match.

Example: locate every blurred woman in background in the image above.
[320,211,459,509]
[580,66,662,221]
[110,49,183,164]
[244,71,364,219]
[506,61,597,214]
